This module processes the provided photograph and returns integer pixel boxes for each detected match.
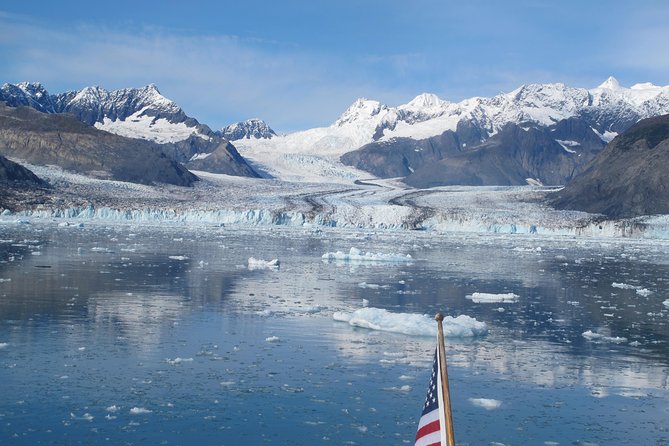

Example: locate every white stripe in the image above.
[415,430,442,446]
[416,408,439,431]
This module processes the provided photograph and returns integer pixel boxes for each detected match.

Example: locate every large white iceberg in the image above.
[322,247,412,263]
[333,307,487,337]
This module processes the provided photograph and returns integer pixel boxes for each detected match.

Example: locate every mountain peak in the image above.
[221,118,277,140]
[597,76,621,90]
[335,98,386,127]
[405,93,445,109]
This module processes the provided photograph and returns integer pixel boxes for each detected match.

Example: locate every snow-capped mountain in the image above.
[0,82,214,144]
[234,77,669,185]
[336,77,669,145]
[0,82,260,177]
[221,118,277,140]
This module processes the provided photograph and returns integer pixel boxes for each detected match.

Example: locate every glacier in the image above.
[4,162,669,239]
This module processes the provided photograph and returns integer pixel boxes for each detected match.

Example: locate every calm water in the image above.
[1,221,668,445]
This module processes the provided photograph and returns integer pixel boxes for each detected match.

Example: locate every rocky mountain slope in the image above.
[0,102,198,186]
[0,82,259,177]
[550,114,669,218]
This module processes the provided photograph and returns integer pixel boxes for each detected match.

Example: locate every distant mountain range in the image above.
[2,77,669,219]
[0,82,258,177]
[337,77,669,186]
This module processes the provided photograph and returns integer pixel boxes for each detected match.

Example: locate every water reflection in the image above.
[1,222,669,445]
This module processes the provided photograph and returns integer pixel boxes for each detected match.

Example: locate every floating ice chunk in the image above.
[265,336,280,343]
[129,407,152,414]
[582,330,627,344]
[0,343,8,349]
[322,247,412,263]
[663,299,669,308]
[468,398,502,410]
[168,255,189,260]
[466,292,519,303]
[383,385,412,393]
[612,282,636,290]
[166,357,193,365]
[612,282,652,296]
[106,405,120,413]
[248,257,280,270]
[358,282,388,289]
[0,278,10,282]
[333,307,487,337]
[70,412,94,421]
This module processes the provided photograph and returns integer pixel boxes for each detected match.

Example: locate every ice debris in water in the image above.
[664,299,669,308]
[129,407,152,414]
[0,343,8,349]
[265,336,280,343]
[322,247,412,263]
[582,330,628,344]
[466,292,519,303]
[248,257,280,270]
[166,357,193,365]
[168,255,189,260]
[612,282,652,296]
[468,398,503,410]
[333,307,487,337]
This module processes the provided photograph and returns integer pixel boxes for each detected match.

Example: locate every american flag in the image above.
[415,348,447,446]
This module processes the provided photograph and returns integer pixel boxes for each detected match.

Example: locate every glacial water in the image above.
[1,221,668,445]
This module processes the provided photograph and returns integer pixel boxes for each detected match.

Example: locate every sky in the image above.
[0,1,668,133]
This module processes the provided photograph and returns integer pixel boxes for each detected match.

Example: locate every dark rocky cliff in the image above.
[550,114,669,218]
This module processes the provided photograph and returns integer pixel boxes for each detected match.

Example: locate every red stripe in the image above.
[415,419,440,440]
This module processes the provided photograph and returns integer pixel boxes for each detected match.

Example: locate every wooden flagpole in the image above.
[435,313,456,446]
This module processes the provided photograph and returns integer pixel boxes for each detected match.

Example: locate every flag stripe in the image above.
[415,430,442,446]
[416,419,440,439]
[416,408,439,430]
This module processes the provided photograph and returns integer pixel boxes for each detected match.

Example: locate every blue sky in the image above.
[1,1,668,132]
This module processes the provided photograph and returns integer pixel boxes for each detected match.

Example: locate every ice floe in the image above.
[663,299,669,308]
[612,282,652,296]
[168,255,189,261]
[166,357,193,365]
[322,247,412,263]
[582,330,628,344]
[129,407,152,414]
[248,257,280,270]
[466,292,519,303]
[468,398,503,410]
[332,307,487,337]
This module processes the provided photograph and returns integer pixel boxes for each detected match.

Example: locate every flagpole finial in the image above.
[435,313,444,322]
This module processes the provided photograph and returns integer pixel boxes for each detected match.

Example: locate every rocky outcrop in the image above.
[550,114,669,217]
[186,140,259,177]
[0,155,45,185]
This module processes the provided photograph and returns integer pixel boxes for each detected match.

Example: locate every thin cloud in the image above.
[0,13,390,132]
